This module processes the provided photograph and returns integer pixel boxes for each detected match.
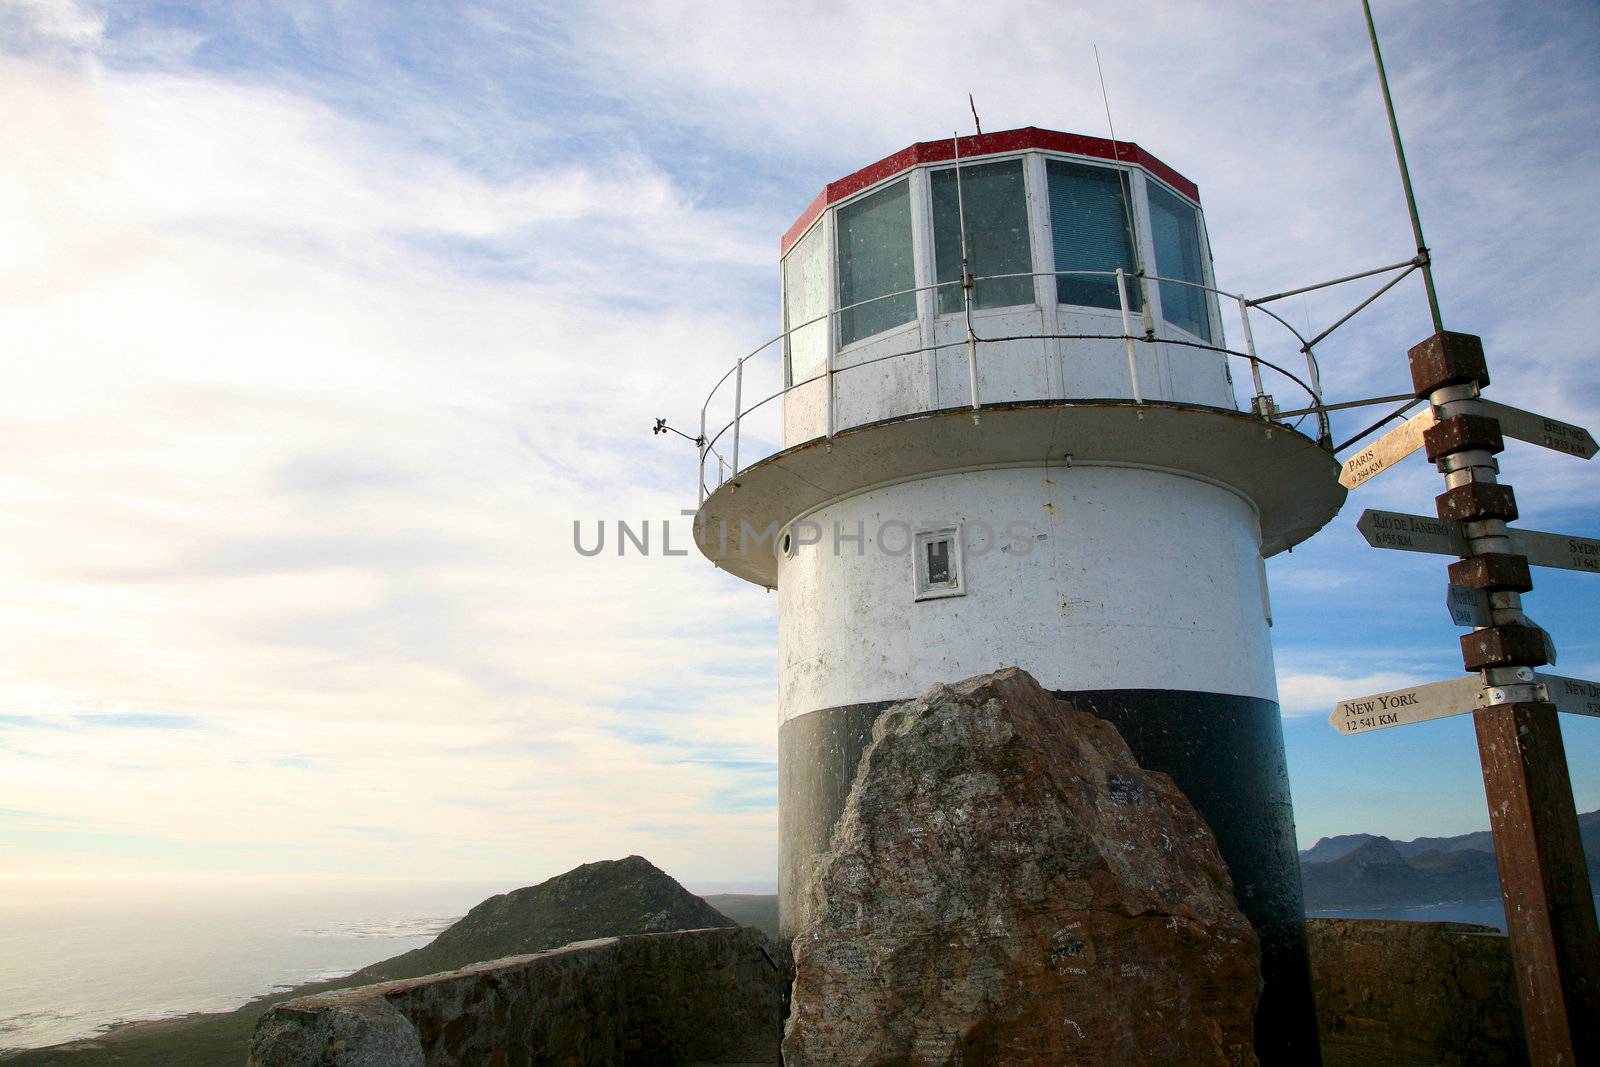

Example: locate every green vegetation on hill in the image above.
[352,855,734,983]
[2,857,742,1067]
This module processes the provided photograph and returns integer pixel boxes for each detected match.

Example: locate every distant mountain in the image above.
[1299,833,1381,864]
[1300,808,1600,909]
[1301,809,1600,865]
[8,856,743,1067]
[1393,830,1495,859]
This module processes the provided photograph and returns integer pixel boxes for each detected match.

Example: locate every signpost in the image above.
[1337,379,1600,1067]
[1330,671,1597,735]
[1338,407,1437,488]
[1355,508,1465,555]
[1508,528,1600,575]
[1342,9,1600,1057]
[1446,584,1489,627]
[1329,675,1483,735]
[1480,399,1599,460]
[1542,674,1600,718]
[1338,400,1591,494]
[1359,508,1600,574]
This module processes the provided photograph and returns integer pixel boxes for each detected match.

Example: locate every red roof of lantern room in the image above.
[780,126,1200,256]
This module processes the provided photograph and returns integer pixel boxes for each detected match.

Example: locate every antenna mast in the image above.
[1094,45,1152,339]
[1362,0,1443,332]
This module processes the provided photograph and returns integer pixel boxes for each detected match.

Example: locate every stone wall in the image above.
[1306,918,1526,1066]
[248,927,783,1067]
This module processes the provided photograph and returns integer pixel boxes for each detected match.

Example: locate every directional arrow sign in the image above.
[1330,672,1600,735]
[1447,584,1490,627]
[1356,509,1468,556]
[1339,407,1438,489]
[1359,510,1600,573]
[1508,528,1600,574]
[1330,675,1484,736]
[1542,674,1600,718]
[1480,399,1598,460]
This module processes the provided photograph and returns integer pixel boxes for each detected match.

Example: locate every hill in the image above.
[352,855,733,983]
[3,856,742,1067]
[1300,808,1600,909]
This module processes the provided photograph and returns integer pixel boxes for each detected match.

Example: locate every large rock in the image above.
[784,668,1261,1066]
[249,927,784,1066]
[1306,918,1526,1066]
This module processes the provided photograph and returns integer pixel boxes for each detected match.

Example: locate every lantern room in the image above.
[779,128,1231,444]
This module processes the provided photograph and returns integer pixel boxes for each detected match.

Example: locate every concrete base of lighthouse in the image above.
[778,688,1319,1062]
[698,402,1344,1063]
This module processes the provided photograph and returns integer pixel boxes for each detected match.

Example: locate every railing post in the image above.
[731,357,743,476]
[1117,268,1144,405]
[826,314,836,439]
[965,313,980,412]
[953,137,980,415]
[1302,344,1329,444]
[1302,347,1323,404]
[1238,295,1272,419]
[697,405,708,505]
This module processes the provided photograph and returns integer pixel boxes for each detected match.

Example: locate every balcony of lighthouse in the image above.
[694,129,1341,586]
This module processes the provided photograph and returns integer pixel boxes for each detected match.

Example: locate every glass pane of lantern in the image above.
[836,179,916,346]
[1047,159,1141,311]
[783,224,829,385]
[1148,181,1213,341]
[931,159,1034,314]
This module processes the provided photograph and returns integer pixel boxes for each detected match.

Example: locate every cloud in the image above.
[0,27,783,882]
[0,0,1596,886]
[1276,668,1433,719]
[1,0,105,51]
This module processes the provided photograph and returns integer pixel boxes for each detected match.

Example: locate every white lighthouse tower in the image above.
[691,128,1344,1058]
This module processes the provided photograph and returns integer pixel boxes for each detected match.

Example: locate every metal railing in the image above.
[696,267,1332,504]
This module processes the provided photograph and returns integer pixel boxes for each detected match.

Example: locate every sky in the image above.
[1,0,1597,889]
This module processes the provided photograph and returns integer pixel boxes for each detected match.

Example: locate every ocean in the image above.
[1308,898,1513,929]
[3,880,1593,1053]
[0,878,512,1052]
[1309,894,1600,932]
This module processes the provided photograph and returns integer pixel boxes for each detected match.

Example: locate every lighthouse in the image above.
[692,128,1344,1057]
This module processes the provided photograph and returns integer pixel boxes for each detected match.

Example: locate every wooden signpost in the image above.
[1332,330,1600,1064]
[1342,10,1598,1057]
[1335,330,1600,1063]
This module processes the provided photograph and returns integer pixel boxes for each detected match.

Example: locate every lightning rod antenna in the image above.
[1094,44,1151,335]
[1362,0,1444,332]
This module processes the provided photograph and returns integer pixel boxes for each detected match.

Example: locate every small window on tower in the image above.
[914,526,964,601]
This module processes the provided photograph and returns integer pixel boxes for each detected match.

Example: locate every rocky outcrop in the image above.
[249,927,783,1066]
[1306,918,1525,1066]
[784,668,1261,1066]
